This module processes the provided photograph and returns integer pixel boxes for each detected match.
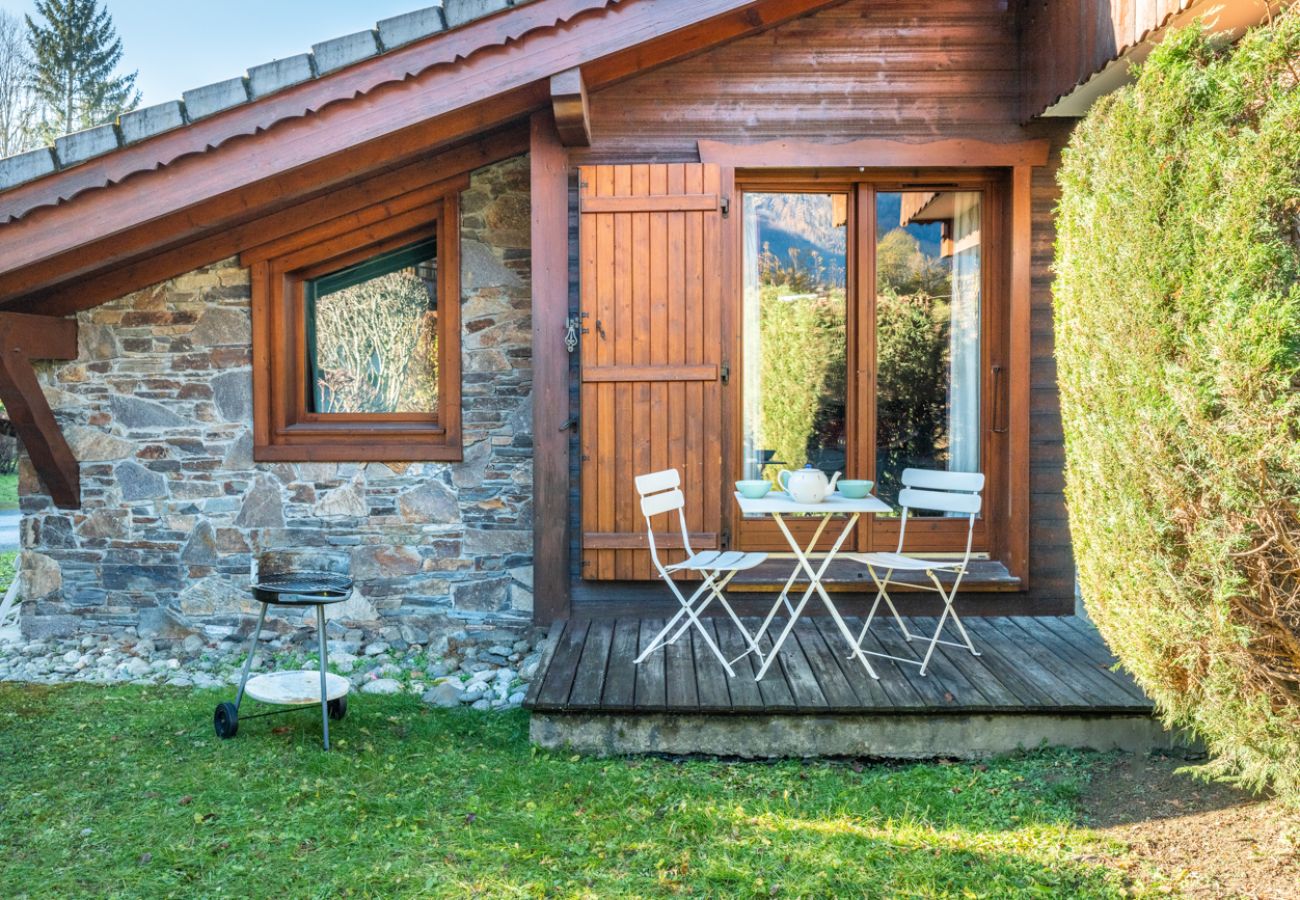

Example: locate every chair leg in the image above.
[928,570,980,657]
[853,567,911,653]
[635,578,709,662]
[918,571,979,676]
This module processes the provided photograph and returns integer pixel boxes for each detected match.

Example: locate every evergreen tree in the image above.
[26,0,139,138]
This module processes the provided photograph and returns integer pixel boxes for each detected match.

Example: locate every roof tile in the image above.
[444,0,511,29]
[54,123,122,167]
[377,5,446,50]
[248,54,317,98]
[312,29,382,74]
[182,77,251,120]
[118,101,187,145]
[0,146,57,191]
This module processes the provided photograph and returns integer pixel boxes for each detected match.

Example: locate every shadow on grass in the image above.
[0,683,1136,897]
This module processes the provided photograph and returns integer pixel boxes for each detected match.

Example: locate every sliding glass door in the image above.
[735,176,1000,553]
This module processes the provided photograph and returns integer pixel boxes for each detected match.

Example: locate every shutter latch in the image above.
[564,313,588,354]
[720,195,730,218]
[720,360,730,384]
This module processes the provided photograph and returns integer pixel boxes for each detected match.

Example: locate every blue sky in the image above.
[1,1,426,105]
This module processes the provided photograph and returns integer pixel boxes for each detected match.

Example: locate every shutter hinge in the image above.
[564,312,589,354]
[560,415,578,432]
[720,361,730,384]
[721,529,731,550]
[720,195,730,217]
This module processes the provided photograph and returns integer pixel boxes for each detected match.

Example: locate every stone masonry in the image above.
[19,155,534,645]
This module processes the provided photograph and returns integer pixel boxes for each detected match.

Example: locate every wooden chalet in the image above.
[0,0,1270,755]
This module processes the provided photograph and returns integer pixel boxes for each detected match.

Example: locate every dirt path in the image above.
[1079,753,1299,898]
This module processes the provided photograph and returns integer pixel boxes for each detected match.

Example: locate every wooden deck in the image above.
[525,616,1169,758]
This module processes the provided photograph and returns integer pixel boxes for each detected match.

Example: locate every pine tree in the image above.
[26,0,139,139]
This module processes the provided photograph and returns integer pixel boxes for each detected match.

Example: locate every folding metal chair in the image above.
[632,469,767,678]
[844,468,984,675]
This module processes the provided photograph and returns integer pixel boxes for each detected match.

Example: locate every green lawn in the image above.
[0,471,17,510]
[0,684,1152,898]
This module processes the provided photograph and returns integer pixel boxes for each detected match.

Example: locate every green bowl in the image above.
[735,480,772,499]
[837,479,874,499]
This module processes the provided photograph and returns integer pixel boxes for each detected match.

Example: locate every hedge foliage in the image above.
[1055,13,1300,798]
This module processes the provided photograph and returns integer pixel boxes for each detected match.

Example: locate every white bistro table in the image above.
[734,490,891,681]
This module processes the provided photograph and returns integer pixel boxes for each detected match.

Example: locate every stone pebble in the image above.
[0,628,545,712]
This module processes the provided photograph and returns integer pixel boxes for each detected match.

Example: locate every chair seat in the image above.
[668,550,768,573]
[847,552,964,572]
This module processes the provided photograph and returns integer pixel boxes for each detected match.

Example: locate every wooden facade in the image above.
[555,0,1078,616]
[0,0,1211,633]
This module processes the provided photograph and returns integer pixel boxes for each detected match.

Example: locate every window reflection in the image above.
[875,191,982,512]
[741,193,848,485]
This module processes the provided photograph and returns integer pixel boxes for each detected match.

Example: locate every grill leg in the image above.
[317,603,330,751]
[234,603,269,713]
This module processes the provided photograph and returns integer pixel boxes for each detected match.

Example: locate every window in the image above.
[735,175,1005,555]
[247,195,461,462]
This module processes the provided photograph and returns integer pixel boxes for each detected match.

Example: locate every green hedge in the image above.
[1055,14,1300,798]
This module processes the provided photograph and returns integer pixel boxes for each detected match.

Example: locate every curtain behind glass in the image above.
[947,192,981,475]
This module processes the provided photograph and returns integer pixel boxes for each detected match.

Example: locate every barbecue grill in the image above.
[214,570,353,750]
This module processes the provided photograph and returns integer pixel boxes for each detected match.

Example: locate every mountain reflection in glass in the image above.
[875,191,982,513]
[741,192,848,486]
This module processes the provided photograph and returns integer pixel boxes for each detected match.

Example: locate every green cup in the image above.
[837,479,874,499]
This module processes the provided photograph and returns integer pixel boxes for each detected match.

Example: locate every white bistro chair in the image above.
[633,469,767,678]
[845,468,984,676]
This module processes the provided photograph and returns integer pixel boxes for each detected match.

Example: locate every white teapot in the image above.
[778,465,840,504]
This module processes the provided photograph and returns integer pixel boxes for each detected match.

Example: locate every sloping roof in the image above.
[0,0,536,200]
[0,0,837,314]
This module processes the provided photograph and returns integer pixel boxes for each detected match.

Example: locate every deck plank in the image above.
[567,618,615,709]
[693,618,733,711]
[534,619,590,709]
[713,618,765,710]
[526,616,1155,716]
[774,622,829,711]
[792,619,864,711]
[962,617,1092,707]
[899,616,1019,707]
[840,618,930,707]
[1047,617,1151,703]
[665,621,700,710]
[600,618,641,710]
[634,617,668,711]
[809,616,894,709]
[523,619,566,708]
[752,622,797,711]
[1007,617,1149,708]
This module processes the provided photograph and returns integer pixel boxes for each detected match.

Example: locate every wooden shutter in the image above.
[579,164,725,580]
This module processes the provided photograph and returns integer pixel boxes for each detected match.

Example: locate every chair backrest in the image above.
[635,469,692,572]
[896,468,984,560]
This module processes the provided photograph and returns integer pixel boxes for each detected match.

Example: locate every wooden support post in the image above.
[0,313,79,508]
[1006,166,1033,586]
[550,67,591,147]
[530,110,572,622]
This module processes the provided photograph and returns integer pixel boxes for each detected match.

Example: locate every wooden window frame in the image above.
[731,172,1004,559]
[701,137,1047,586]
[249,193,462,462]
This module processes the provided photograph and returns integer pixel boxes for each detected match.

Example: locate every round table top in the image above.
[250,571,353,607]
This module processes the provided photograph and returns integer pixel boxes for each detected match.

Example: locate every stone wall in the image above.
[19,155,534,646]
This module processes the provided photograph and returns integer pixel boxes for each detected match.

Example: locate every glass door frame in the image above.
[728,169,1008,556]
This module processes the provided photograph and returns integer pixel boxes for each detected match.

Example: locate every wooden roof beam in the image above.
[550,67,591,147]
[0,313,79,508]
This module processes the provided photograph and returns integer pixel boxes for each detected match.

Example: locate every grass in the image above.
[0,684,1155,898]
[0,472,17,510]
[0,550,15,595]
